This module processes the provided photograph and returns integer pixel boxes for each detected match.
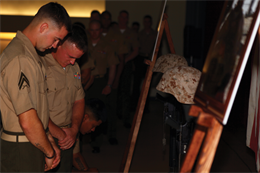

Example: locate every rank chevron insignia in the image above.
[18,72,30,90]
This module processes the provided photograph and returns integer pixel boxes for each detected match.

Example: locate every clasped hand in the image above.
[58,127,78,150]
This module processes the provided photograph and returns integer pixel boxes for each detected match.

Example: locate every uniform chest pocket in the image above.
[96,52,107,72]
[38,80,47,94]
[46,79,65,109]
[47,79,65,92]
[73,78,81,90]
[66,78,82,102]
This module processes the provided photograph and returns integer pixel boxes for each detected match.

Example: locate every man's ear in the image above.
[84,114,89,121]
[40,23,49,33]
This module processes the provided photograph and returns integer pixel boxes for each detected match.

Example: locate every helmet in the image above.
[156,66,201,104]
[153,54,188,73]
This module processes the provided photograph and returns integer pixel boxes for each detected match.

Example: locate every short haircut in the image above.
[34,2,72,33]
[73,22,86,30]
[91,10,100,16]
[119,10,129,16]
[132,22,140,27]
[89,20,102,28]
[85,98,107,123]
[101,11,111,19]
[144,15,152,21]
[63,24,88,53]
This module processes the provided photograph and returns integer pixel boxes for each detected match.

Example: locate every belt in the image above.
[1,128,49,143]
[1,131,29,142]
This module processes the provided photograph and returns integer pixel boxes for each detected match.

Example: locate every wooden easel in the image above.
[180,105,223,172]
[119,13,175,173]
[180,26,260,173]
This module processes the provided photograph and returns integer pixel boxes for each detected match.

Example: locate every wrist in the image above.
[107,84,112,88]
[58,130,66,140]
[45,149,55,159]
[71,125,79,133]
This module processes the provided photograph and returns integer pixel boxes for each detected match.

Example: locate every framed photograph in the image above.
[195,0,260,125]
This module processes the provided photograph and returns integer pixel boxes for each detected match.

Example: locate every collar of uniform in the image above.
[16,31,40,63]
[44,53,71,71]
[101,29,114,38]
[112,26,127,34]
[121,27,132,35]
[88,37,105,50]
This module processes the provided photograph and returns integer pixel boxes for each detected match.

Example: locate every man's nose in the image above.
[52,40,59,49]
[70,59,76,65]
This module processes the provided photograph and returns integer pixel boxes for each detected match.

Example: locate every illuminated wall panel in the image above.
[0,32,16,54]
[0,40,12,54]
[0,1,104,53]
[0,0,105,17]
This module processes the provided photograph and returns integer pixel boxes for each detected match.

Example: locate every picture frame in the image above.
[195,0,260,125]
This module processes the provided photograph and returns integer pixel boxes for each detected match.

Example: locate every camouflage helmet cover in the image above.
[156,66,201,104]
[153,54,188,73]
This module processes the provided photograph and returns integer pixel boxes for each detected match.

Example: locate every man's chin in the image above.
[80,131,87,135]
[35,47,45,52]
[36,48,51,56]
[85,130,92,134]
[80,129,92,135]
